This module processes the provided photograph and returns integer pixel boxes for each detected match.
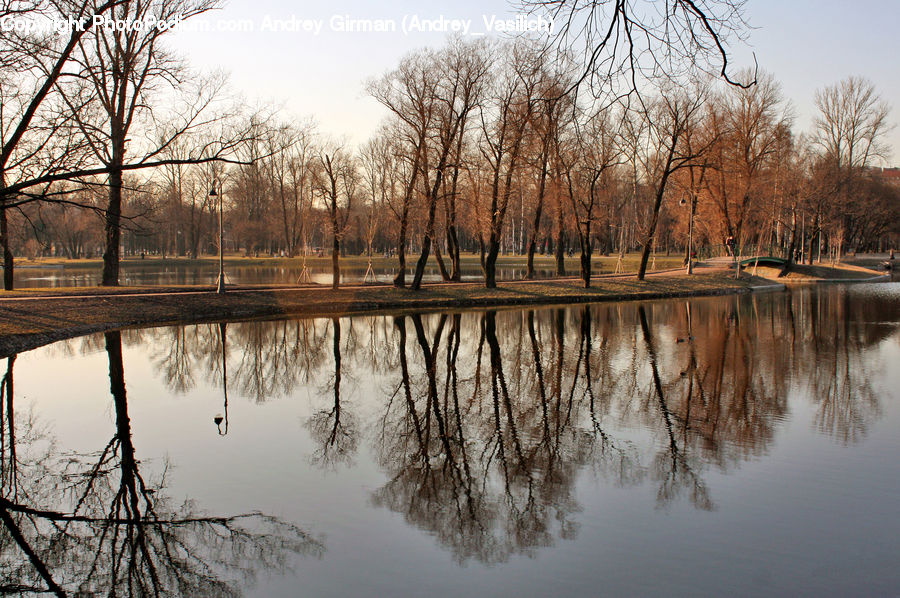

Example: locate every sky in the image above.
[167,0,900,164]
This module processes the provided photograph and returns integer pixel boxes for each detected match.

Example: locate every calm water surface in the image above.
[13,262,576,287]
[2,284,899,596]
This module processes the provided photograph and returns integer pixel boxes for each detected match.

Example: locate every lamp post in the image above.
[680,192,696,275]
[209,182,225,293]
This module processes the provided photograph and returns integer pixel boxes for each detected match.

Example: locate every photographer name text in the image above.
[0,13,555,36]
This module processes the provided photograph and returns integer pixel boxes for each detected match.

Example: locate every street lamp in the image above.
[209,182,225,293]
[680,192,696,275]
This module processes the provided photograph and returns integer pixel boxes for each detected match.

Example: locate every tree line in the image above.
[2,1,897,291]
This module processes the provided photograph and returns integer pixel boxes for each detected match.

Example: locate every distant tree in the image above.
[813,76,892,256]
[525,57,576,279]
[635,85,713,280]
[314,143,357,289]
[271,120,317,258]
[479,43,540,288]
[360,133,396,263]
[705,71,791,252]
[367,52,435,288]
[558,106,622,287]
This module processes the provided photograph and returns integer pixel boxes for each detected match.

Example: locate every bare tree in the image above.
[157,135,222,258]
[314,143,356,289]
[634,84,712,280]
[412,39,490,289]
[437,40,491,283]
[524,55,576,279]
[521,0,753,94]
[68,0,228,284]
[0,0,122,289]
[266,119,316,257]
[815,76,891,175]
[479,42,540,288]
[368,52,436,288]
[360,133,396,273]
[704,70,791,253]
[813,76,892,257]
[558,105,622,287]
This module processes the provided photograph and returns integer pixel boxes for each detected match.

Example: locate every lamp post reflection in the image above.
[214,322,229,436]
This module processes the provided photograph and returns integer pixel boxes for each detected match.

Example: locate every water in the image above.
[11,262,575,288]
[2,283,899,596]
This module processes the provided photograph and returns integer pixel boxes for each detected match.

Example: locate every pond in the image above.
[12,262,578,288]
[2,283,899,596]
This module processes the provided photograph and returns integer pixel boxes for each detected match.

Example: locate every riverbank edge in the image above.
[770,273,892,284]
[0,275,784,358]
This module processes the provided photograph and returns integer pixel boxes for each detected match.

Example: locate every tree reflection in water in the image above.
[799,288,887,444]
[0,333,324,596]
[19,286,896,572]
[306,318,359,468]
[366,291,891,562]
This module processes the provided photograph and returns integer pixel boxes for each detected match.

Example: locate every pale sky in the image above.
[168,0,900,164]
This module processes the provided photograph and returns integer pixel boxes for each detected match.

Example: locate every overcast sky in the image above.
[168,0,900,164]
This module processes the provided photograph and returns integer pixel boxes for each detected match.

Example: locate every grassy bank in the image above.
[749,262,887,282]
[0,273,768,357]
[13,252,686,272]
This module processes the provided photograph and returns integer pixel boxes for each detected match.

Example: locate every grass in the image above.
[14,252,687,272]
[842,254,896,270]
[749,262,886,281]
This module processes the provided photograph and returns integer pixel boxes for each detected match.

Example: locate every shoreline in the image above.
[0,273,784,358]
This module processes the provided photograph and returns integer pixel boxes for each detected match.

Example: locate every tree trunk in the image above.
[483,237,500,288]
[102,166,123,286]
[394,207,408,288]
[446,224,460,282]
[0,203,12,291]
[410,184,440,290]
[555,191,566,277]
[779,208,797,277]
[0,169,13,290]
[579,230,591,288]
[637,179,669,281]
[526,159,549,280]
[434,241,450,281]
[478,234,486,271]
[637,230,655,281]
[332,233,340,290]
[526,236,539,279]
[410,235,431,291]
[447,131,464,282]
